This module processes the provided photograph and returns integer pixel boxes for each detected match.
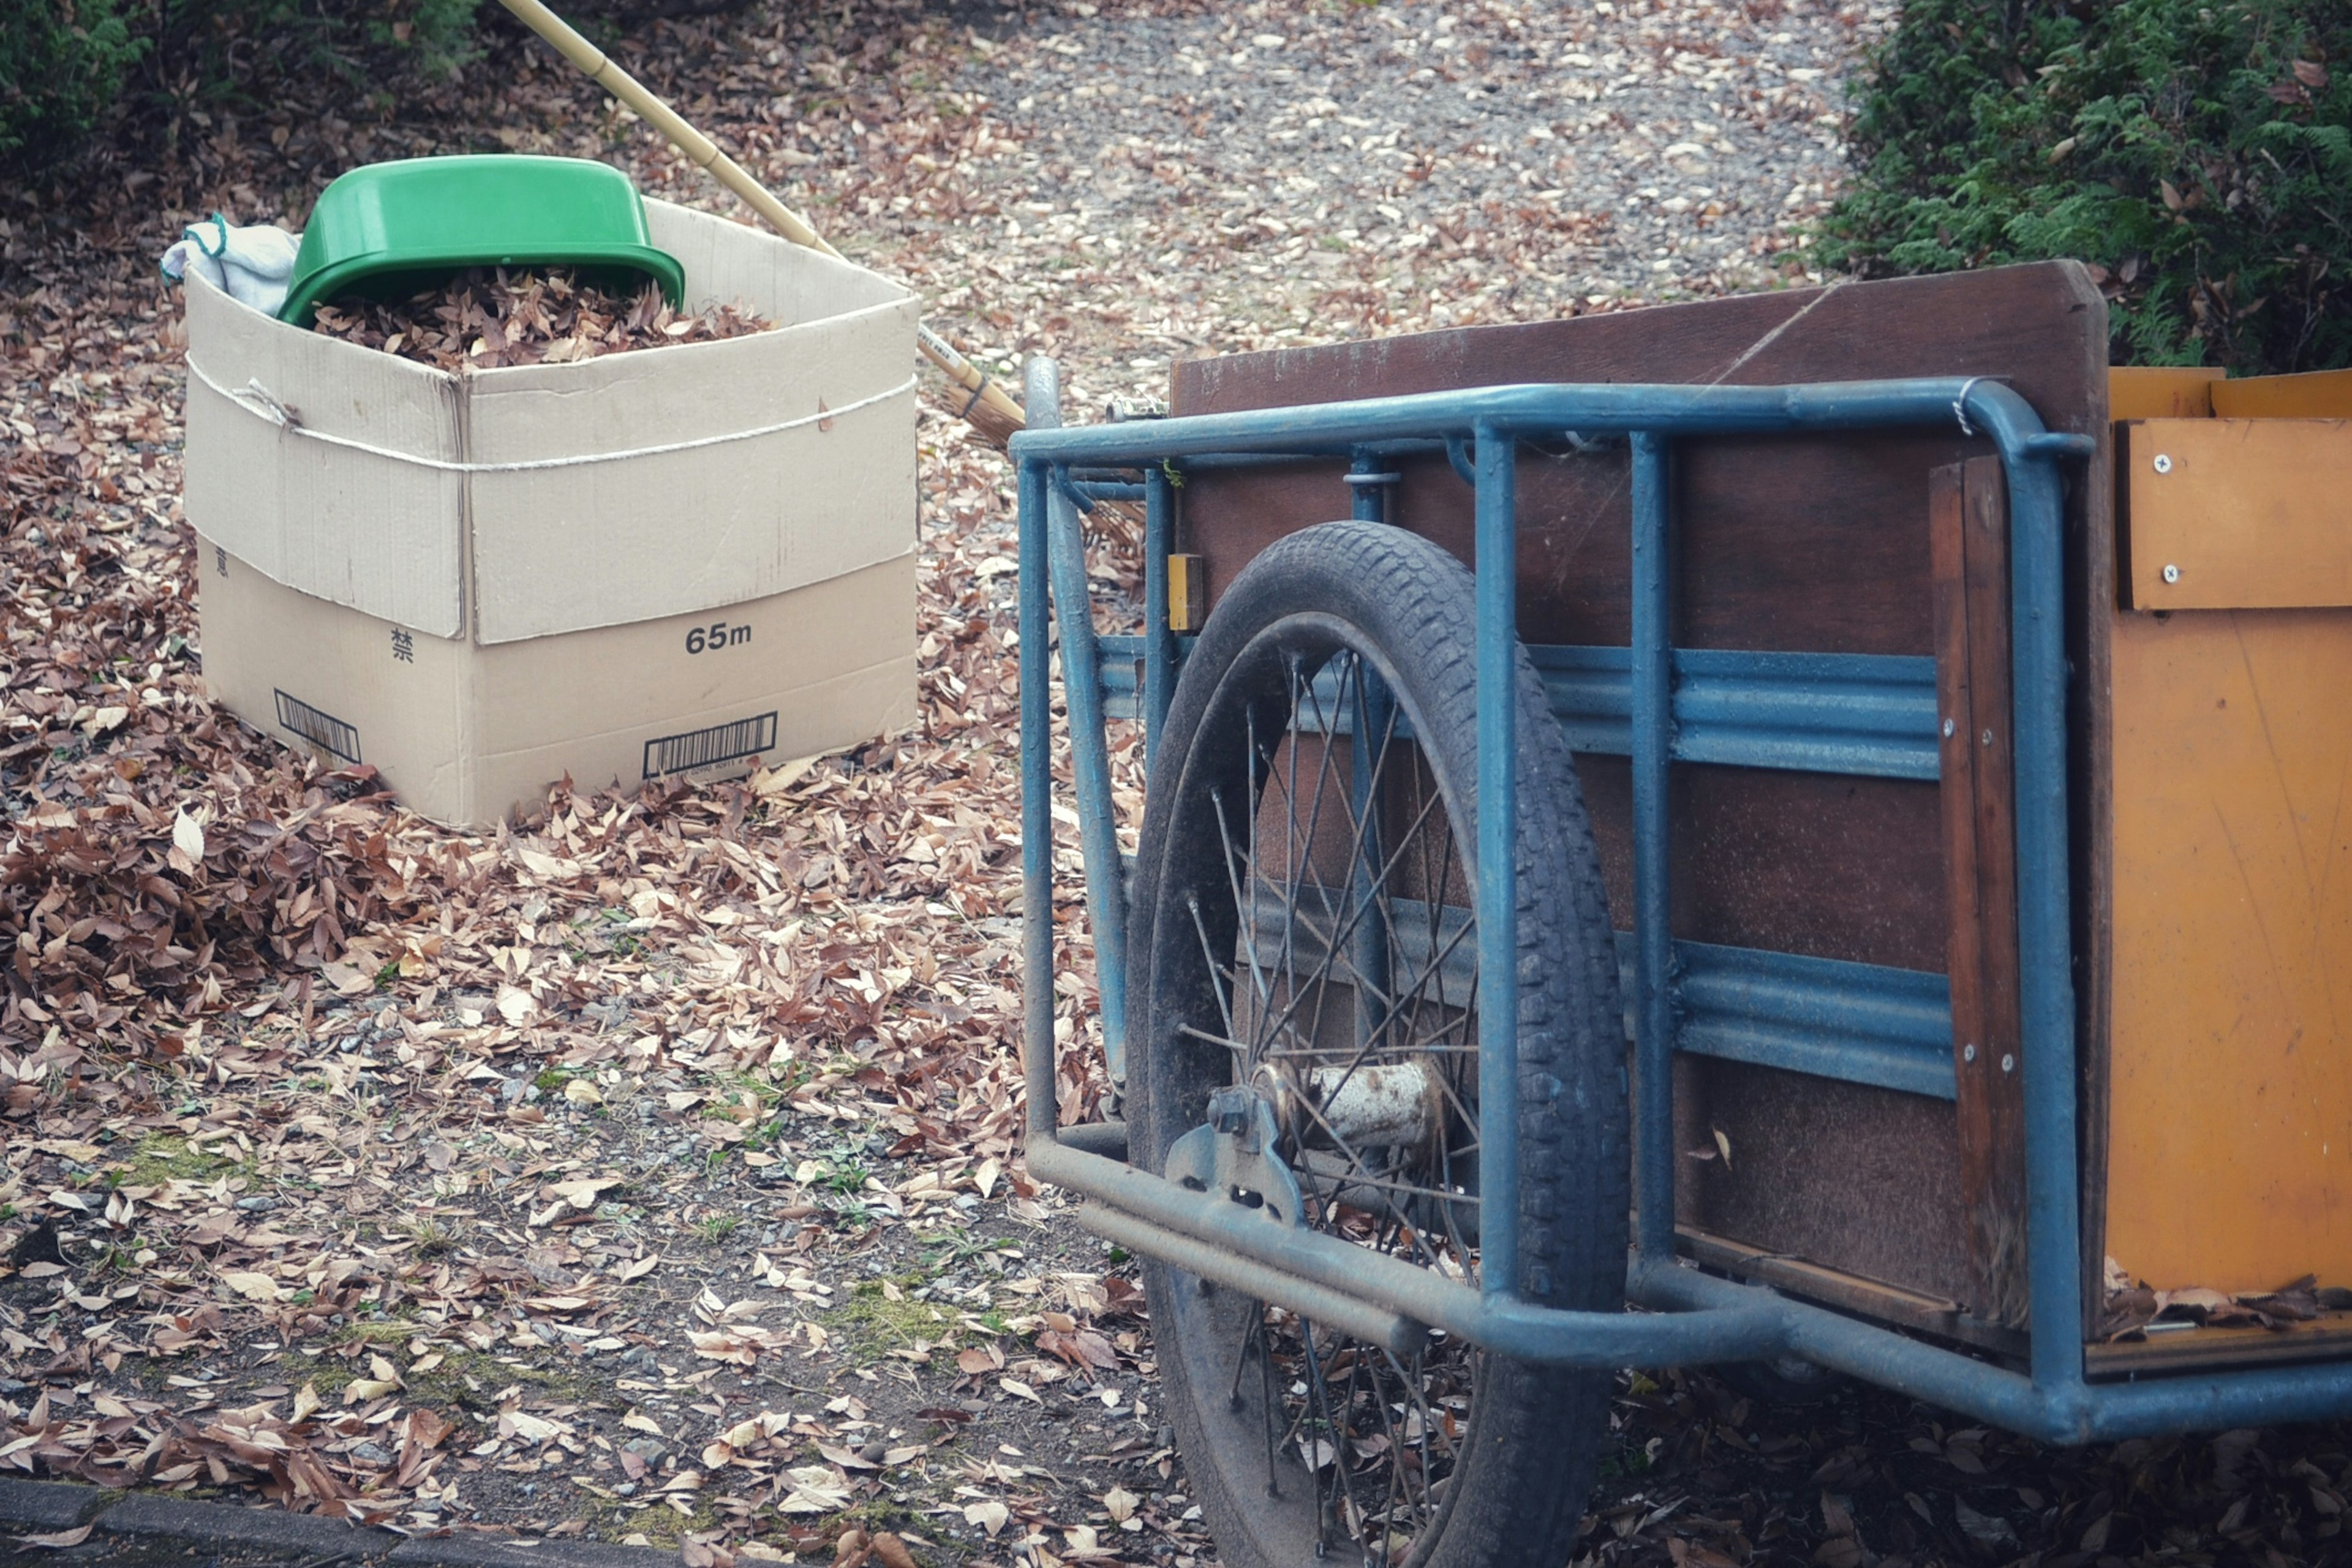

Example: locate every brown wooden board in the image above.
[1170,263,2113,1321]
[1932,458,2029,1326]
[1679,1226,2026,1362]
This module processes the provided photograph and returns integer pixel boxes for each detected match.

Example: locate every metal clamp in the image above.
[1164,1089,1306,1228]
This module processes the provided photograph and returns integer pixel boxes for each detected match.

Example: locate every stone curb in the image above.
[0,1481,680,1566]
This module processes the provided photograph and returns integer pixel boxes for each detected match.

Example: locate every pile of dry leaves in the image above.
[311,268,774,371]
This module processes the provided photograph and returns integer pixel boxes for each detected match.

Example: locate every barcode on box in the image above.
[643,711,778,779]
[273,690,361,763]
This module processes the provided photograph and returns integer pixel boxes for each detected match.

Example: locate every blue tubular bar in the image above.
[1667,939,1954,1099]
[1143,467,1176,758]
[1642,1257,2352,1443]
[1018,450,1057,1141]
[1003,378,2085,464]
[2005,401,2085,1390]
[1474,423,1523,1301]
[1349,447,1389,523]
[1629,432,1676,1264]
[1221,882,1950,1099]
[1536,646,1940,780]
[1213,642,1938,778]
[1032,1139,1789,1366]
[1672,649,1939,778]
[1016,372,2352,1445]
[1030,364,1131,1082]
[1096,638,1145,721]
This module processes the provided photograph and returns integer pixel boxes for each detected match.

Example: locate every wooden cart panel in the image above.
[2105,377,2352,1297]
[1173,263,2111,1327]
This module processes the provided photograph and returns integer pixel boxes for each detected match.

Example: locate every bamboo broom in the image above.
[495,0,1027,448]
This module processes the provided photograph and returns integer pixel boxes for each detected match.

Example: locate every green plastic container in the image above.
[279,154,686,328]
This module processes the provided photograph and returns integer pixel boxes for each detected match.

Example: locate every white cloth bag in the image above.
[161,214,301,317]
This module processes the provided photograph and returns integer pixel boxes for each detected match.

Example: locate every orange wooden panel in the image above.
[2212,368,2352,420]
[2119,419,2352,609]
[2106,607,2352,1293]
[2109,366,2221,421]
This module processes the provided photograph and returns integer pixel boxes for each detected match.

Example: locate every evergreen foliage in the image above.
[1816,0,2351,372]
[1,2,149,175]
[1,1,486,182]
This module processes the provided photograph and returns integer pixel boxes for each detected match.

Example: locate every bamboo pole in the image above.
[496,0,1027,445]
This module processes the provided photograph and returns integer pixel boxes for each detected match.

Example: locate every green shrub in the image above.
[0,1,149,175]
[1,0,484,181]
[1815,0,2352,374]
[153,0,486,102]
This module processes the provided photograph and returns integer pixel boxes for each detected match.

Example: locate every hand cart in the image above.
[1009,262,2352,1568]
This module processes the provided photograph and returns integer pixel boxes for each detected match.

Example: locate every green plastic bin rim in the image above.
[279,154,686,328]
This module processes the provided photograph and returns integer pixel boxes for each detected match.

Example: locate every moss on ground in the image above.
[824,1275,973,1366]
[600,1494,720,1548]
[116,1133,233,1186]
[333,1314,423,1346]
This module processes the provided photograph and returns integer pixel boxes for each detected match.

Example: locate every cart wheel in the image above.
[1126,521,1628,1568]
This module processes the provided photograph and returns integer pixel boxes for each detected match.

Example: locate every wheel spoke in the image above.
[1232,781,1453,1072]
[1201,646,1493,1556]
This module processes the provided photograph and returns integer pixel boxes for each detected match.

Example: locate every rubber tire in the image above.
[1126,521,1629,1568]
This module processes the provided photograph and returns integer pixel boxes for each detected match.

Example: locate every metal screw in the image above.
[2153,453,2173,474]
[2162,564,2181,584]
[1981,728,1994,746]
[1942,717,1956,738]
[1963,1043,1977,1064]
[2000,1054,2016,1074]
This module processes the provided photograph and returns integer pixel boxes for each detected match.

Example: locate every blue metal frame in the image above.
[1011,371,2352,1446]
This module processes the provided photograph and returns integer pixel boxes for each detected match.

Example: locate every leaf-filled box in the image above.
[181,200,921,827]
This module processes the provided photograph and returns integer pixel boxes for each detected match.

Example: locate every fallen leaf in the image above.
[219,1269,279,1301]
[12,1525,94,1548]
[1953,1498,2017,1547]
[549,1176,622,1209]
[505,1411,568,1443]
[818,1441,880,1471]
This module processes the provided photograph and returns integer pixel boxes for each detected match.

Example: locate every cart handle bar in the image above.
[1006,376,2094,468]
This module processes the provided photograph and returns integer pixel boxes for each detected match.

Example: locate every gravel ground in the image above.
[900,0,1891,384]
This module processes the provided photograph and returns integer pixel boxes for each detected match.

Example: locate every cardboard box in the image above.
[179,195,921,825]
[197,536,918,826]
